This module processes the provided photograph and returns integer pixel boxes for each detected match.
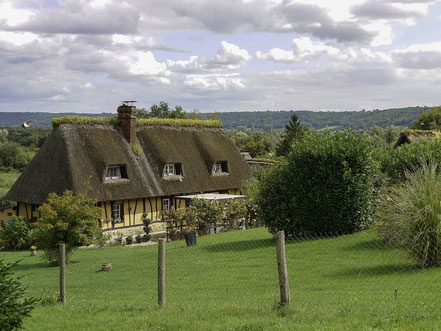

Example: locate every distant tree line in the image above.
[0,106,428,130]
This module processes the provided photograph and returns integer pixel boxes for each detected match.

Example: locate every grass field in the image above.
[0,171,19,198]
[2,228,441,330]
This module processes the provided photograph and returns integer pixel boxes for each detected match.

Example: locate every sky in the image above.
[0,0,440,113]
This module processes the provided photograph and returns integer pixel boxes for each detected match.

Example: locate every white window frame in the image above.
[162,198,170,212]
[106,166,121,179]
[112,204,121,220]
[213,162,222,173]
[164,164,175,176]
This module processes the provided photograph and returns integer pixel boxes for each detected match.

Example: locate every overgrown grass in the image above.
[51,115,223,129]
[137,117,223,128]
[51,116,120,127]
[1,228,441,330]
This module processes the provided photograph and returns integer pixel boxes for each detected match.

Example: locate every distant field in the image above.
[2,228,441,330]
[0,171,19,198]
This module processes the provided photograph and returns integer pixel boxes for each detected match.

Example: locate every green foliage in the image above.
[137,117,222,128]
[0,259,38,330]
[52,116,120,127]
[275,114,306,156]
[413,106,441,130]
[376,163,441,267]
[257,130,379,236]
[240,135,271,158]
[130,143,142,156]
[33,190,102,264]
[139,101,187,119]
[163,199,249,239]
[0,217,34,251]
[0,142,32,171]
[380,138,441,182]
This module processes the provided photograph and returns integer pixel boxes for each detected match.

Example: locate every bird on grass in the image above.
[22,120,32,129]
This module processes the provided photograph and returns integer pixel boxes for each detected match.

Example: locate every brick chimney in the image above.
[117,101,137,144]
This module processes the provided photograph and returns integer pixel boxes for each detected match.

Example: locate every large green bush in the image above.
[376,163,441,268]
[0,259,38,330]
[257,130,379,236]
[33,190,102,264]
[380,138,441,182]
[412,106,441,130]
[0,216,34,251]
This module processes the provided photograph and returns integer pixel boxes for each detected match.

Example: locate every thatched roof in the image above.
[393,129,441,148]
[6,122,252,204]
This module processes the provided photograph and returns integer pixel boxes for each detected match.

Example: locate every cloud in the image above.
[167,41,251,73]
[351,1,426,19]
[393,42,441,69]
[6,1,140,35]
[183,73,245,91]
[256,37,345,63]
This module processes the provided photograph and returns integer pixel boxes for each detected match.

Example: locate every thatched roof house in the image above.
[393,130,441,148]
[5,104,252,229]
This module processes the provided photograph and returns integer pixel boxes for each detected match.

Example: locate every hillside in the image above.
[0,106,428,130]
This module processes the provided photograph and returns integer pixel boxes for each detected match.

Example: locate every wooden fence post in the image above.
[158,238,166,307]
[59,243,66,304]
[276,231,290,306]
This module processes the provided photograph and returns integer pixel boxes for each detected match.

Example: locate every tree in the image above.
[0,259,37,330]
[258,130,379,236]
[33,190,102,264]
[275,114,306,156]
[413,106,441,130]
[0,217,34,251]
[142,101,187,119]
[0,129,8,144]
[189,109,201,120]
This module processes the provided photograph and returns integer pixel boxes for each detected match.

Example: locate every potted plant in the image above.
[135,232,143,244]
[30,245,37,256]
[101,262,112,271]
[142,218,152,242]
[126,235,133,245]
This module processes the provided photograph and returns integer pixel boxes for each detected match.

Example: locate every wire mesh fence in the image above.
[1,227,441,321]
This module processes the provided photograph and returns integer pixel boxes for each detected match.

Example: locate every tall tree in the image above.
[275,114,306,156]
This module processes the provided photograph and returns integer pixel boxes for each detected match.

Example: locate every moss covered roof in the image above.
[6,122,250,204]
[52,115,222,128]
[394,129,441,148]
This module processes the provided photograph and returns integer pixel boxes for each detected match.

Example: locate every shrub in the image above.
[380,138,441,183]
[0,259,38,330]
[33,190,102,265]
[0,216,34,251]
[376,163,441,268]
[257,130,379,236]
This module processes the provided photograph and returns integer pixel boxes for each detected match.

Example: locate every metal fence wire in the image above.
[1,228,441,318]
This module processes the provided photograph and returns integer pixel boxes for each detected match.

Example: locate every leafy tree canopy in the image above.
[138,101,187,119]
[413,106,441,130]
[33,190,102,251]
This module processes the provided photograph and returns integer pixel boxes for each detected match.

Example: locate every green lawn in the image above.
[0,171,19,198]
[2,228,441,330]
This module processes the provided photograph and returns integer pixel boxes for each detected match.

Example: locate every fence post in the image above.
[158,238,166,307]
[59,243,66,304]
[276,231,290,306]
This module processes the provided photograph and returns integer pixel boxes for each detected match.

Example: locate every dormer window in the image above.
[212,161,229,175]
[104,165,129,181]
[163,163,183,179]
[106,166,121,179]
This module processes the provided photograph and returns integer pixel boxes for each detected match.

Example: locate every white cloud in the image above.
[256,37,346,63]
[392,42,441,69]
[48,94,67,101]
[167,41,250,73]
[0,2,34,26]
[183,73,245,90]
